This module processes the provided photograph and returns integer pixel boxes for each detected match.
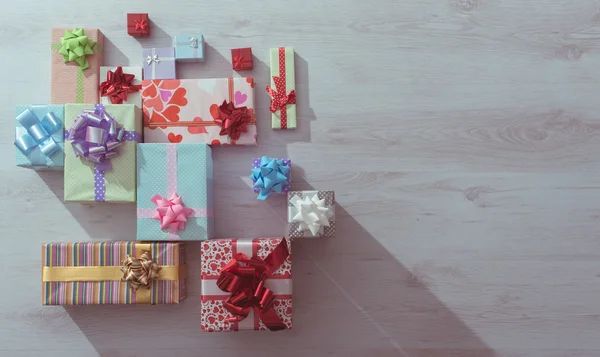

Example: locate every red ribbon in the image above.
[135,19,148,31]
[266,77,296,114]
[217,238,290,331]
[99,66,141,104]
[214,100,252,140]
[233,55,245,68]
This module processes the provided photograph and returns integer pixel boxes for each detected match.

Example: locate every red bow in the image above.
[217,239,289,331]
[99,66,141,104]
[266,76,296,113]
[214,100,252,140]
[135,19,148,31]
[233,55,245,68]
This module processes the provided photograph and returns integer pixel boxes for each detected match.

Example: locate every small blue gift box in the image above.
[173,34,205,62]
[14,105,64,170]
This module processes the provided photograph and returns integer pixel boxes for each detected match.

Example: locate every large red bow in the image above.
[214,100,252,140]
[217,238,290,331]
[266,76,296,113]
[99,66,141,104]
[135,19,148,31]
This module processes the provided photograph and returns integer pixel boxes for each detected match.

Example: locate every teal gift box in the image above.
[173,34,205,62]
[15,104,64,170]
[137,143,214,240]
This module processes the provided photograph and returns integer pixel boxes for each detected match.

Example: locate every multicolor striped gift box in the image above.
[42,242,186,305]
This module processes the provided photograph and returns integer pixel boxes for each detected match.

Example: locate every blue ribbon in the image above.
[250,156,290,200]
[14,108,62,165]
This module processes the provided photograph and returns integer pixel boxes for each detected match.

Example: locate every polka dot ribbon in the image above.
[266,48,296,129]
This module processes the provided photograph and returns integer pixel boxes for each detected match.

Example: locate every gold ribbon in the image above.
[41,243,186,304]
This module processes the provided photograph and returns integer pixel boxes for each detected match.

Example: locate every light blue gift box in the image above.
[137,143,214,240]
[173,34,205,62]
[15,104,64,170]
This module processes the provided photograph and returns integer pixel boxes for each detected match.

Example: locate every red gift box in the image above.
[127,13,150,37]
[231,48,253,71]
[201,237,292,331]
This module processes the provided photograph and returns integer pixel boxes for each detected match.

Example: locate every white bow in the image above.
[146,54,161,65]
[290,194,333,236]
[189,37,199,48]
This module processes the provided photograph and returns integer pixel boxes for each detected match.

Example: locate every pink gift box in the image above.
[201,237,292,331]
[51,28,104,104]
[142,78,257,145]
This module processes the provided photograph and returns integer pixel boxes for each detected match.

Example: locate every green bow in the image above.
[58,28,96,70]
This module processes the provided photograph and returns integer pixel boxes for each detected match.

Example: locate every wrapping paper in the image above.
[142,48,176,80]
[288,190,336,238]
[64,104,142,203]
[174,34,205,62]
[42,242,186,305]
[201,237,292,331]
[137,143,214,240]
[100,66,143,109]
[142,78,257,145]
[127,13,150,36]
[51,28,104,104]
[15,105,64,170]
[269,47,296,129]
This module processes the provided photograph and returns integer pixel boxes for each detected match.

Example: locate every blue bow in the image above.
[14,108,62,165]
[250,156,290,200]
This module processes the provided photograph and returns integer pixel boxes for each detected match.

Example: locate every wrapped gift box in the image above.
[288,190,336,238]
[64,104,142,203]
[42,242,186,305]
[231,47,253,70]
[174,34,205,62]
[268,47,296,129]
[137,143,214,240]
[251,156,291,200]
[201,237,292,331]
[99,66,143,109]
[51,28,104,104]
[15,105,64,170]
[142,48,176,80]
[127,13,150,37]
[142,78,257,145]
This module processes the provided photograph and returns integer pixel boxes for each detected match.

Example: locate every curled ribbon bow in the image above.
[146,55,161,65]
[135,19,148,31]
[290,194,333,236]
[217,239,290,331]
[120,250,161,291]
[99,66,141,104]
[189,36,199,48]
[58,28,96,70]
[68,104,124,171]
[214,100,251,140]
[233,55,245,68]
[250,156,290,200]
[151,193,193,233]
[14,109,62,162]
[266,76,296,113]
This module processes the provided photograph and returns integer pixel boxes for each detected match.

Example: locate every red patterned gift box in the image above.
[201,237,292,331]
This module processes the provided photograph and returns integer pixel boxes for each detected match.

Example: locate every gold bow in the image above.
[120,250,161,290]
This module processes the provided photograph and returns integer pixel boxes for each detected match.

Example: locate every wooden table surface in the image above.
[1,0,599,356]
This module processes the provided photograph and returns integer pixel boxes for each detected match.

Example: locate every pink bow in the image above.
[151,193,193,233]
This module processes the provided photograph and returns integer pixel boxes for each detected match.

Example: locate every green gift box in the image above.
[64,104,142,203]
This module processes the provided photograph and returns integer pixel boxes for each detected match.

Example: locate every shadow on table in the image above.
[37,171,136,241]
[62,177,496,357]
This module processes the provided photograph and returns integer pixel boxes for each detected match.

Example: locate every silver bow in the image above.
[189,37,199,48]
[146,54,161,65]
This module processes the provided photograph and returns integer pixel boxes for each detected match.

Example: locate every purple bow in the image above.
[68,104,124,171]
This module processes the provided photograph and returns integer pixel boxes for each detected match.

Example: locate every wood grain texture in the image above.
[1,0,599,356]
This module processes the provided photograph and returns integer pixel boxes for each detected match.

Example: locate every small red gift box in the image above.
[201,237,292,331]
[231,48,253,71]
[127,13,150,37]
